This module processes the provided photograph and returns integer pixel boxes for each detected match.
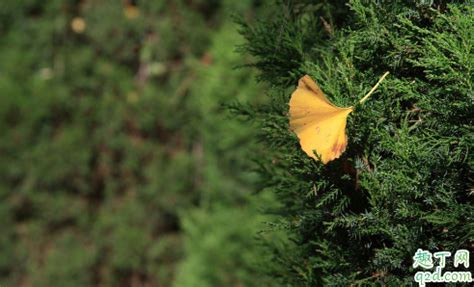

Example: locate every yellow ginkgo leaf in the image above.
[71,17,86,34]
[124,4,140,19]
[289,72,389,164]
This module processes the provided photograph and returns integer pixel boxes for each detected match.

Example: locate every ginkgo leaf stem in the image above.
[358,71,390,104]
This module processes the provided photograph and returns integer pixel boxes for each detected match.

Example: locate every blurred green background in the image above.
[0,1,277,286]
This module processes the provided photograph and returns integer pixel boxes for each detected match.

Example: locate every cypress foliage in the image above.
[0,1,273,286]
[238,1,473,286]
[173,6,279,287]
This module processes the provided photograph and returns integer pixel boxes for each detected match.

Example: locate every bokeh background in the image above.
[0,1,278,286]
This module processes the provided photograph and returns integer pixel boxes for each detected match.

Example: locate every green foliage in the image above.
[239,1,473,286]
[0,0,275,286]
[173,10,279,287]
